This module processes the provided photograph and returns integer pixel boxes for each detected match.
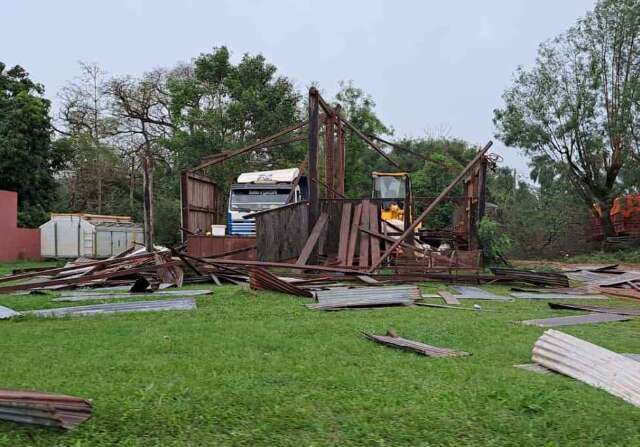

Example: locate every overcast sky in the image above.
[3,0,595,179]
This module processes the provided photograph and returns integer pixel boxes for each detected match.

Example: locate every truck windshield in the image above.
[230,188,291,212]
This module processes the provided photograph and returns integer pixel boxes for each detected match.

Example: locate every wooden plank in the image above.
[346,204,362,267]
[438,290,461,305]
[369,202,381,266]
[358,200,371,268]
[296,213,328,266]
[337,203,352,266]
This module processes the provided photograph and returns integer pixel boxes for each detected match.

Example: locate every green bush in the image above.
[478,217,512,265]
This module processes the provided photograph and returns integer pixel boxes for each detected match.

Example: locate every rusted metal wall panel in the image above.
[186,235,256,259]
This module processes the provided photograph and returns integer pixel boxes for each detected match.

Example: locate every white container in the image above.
[40,213,143,258]
[211,225,226,236]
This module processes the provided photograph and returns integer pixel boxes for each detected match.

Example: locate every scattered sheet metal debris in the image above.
[510,292,608,300]
[548,302,640,316]
[0,248,184,294]
[517,353,640,375]
[52,289,212,302]
[415,302,490,312]
[363,331,469,357]
[519,313,631,327]
[450,286,510,301]
[491,267,570,288]
[0,306,20,320]
[27,298,196,318]
[532,329,640,407]
[0,389,92,429]
[249,267,314,298]
[309,285,420,310]
[438,290,460,305]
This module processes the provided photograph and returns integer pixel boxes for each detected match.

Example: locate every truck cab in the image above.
[227,168,307,235]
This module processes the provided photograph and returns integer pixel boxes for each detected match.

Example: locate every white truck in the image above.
[227,168,307,235]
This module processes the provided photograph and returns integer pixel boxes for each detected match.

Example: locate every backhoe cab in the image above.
[371,172,413,230]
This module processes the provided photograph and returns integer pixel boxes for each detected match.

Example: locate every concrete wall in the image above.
[0,190,41,262]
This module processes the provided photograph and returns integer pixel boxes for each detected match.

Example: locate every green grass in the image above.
[1,265,640,445]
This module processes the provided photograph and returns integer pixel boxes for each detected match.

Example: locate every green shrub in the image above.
[478,217,512,265]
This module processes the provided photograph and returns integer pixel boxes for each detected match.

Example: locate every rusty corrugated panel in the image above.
[310,285,420,310]
[0,389,91,429]
[363,332,469,357]
[491,268,570,287]
[249,267,314,298]
[532,329,640,407]
[520,313,631,327]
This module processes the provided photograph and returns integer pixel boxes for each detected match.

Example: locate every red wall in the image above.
[0,190,41,261]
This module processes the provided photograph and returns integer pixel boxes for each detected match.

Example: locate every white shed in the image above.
[40,213,144,259]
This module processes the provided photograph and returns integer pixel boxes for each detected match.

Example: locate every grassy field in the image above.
[1,262,640,446]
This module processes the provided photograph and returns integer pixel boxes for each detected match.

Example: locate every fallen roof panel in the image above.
[0,306,20,319]
[52,289,212,302]
[0,389,92,429]
[519,313,631,327]
[548,302,640,316]
[532,329,640,407]
[450,286,510,301]
[310,286,420,310]
[27,298,196,318]
[511,292,608,300]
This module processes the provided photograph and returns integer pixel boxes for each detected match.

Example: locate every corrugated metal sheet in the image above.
[520,313,631,327]
[249,267,313,297]
[517,353,640,375]
[491,268,570,287]
[310,285,420,310]
[532,329,640,407]
[0,305,20,319]
[0,389,91,429]
[548,302,640,315]
[450,286,510,301]
[511,292,608,300]
[52,289,213,302]
[363,332,469,357]
[28,298,196,318]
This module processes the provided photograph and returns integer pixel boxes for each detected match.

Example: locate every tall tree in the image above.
[108,69,175,249]
[57,62,125,213]
[0,62,67,226]
[494,0,640,237]
[168,47,303,190]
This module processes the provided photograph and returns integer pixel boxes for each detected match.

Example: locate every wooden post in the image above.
[324,113,336,198]
[308,88,320,263]
[335,104,345,196]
